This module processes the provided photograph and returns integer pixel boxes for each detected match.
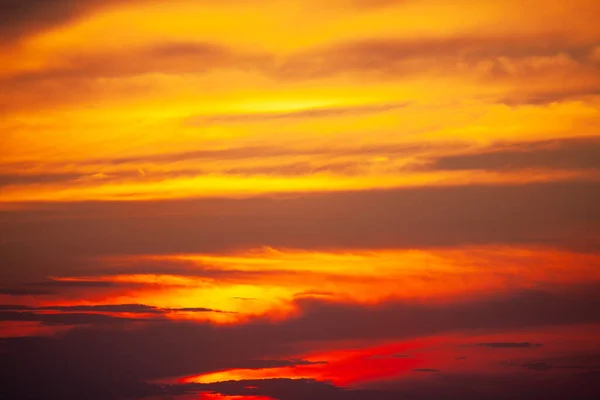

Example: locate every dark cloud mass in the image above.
[1,285,599,399]
[0,304,231,324]
[0,172,84,186]
[477,342,543,348]
[271,36,600,81]
[0,310,145,325]
[426,137,600,171]
[2,181,599,284]
[0,0,123,43]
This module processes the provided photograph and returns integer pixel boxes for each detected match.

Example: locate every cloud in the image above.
[222,161,364,176]
[274,285,600,342]
[3,32,599,115]
[0,40,265,114]
[425,137,600,171]
[0,0,100,42]
[67,374,600,400]
[0,287,54,296]
[0,173,85,187]
[3,181,599,284]
[2,136,599,189]
[166,307,227,313]
[521,362,553,371]
[91,142,433,166]
[0,280,135,297]
[6,42,246,82]
[187,102,408,125]
[0,303,233,324]
[271,36,600,82]
[0,310,147,325]
[498,89,600,106]
[514,359,600,372]
[8,279,156,293]
[0,170,204,189]
[359,371,600,400]
[0,1,156,45]
[1,285,599,399]
[0,278,181,298]
[28,280,121,289]
[477,342,543,348]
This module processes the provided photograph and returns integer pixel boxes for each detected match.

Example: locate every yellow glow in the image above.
[1,169,597,205]
[1,0,599,201]
[51,246,599,323]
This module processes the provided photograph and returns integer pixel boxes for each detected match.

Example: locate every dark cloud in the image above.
[0,1,153,45]
[0,287,54,296]
[0,279,174,298]
[29,280,120,289]
[6,278,157,294]
[0,0,99,43]
[0,172,84,187]
[498,89,600,106]
[190,375,600,400]
[0,310,146,325]
[0,305,35,311]
[275,285,600,342]
[558,365,600,370]
[191,379,402,400]
[0,303,232,320]
[425,137,600,171]
[1,285,599,399]
[0,279,144,298]
[2,181,599,284]
[270,36,599,81]
[514,358,600,372]
[521,362,553,371]
[477,342,542,348]
[360,371,600,400]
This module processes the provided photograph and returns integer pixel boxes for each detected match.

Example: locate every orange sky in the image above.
[1,1,599,400]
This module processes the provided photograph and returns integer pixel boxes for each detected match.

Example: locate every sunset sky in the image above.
[1,1,600,399]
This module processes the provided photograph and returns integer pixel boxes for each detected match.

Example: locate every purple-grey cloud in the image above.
[424,136,600,171]
[2,181,599,285]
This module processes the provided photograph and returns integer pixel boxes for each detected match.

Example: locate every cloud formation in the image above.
[425,137,600,171]
[1,1,600,399]
[477,342,543,349]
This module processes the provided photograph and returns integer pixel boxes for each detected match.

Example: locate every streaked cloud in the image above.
[424,137,600,171]
[477,342,543,349]
[1,1,600,399]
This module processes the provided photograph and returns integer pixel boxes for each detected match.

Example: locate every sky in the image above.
[1,0,600,399]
